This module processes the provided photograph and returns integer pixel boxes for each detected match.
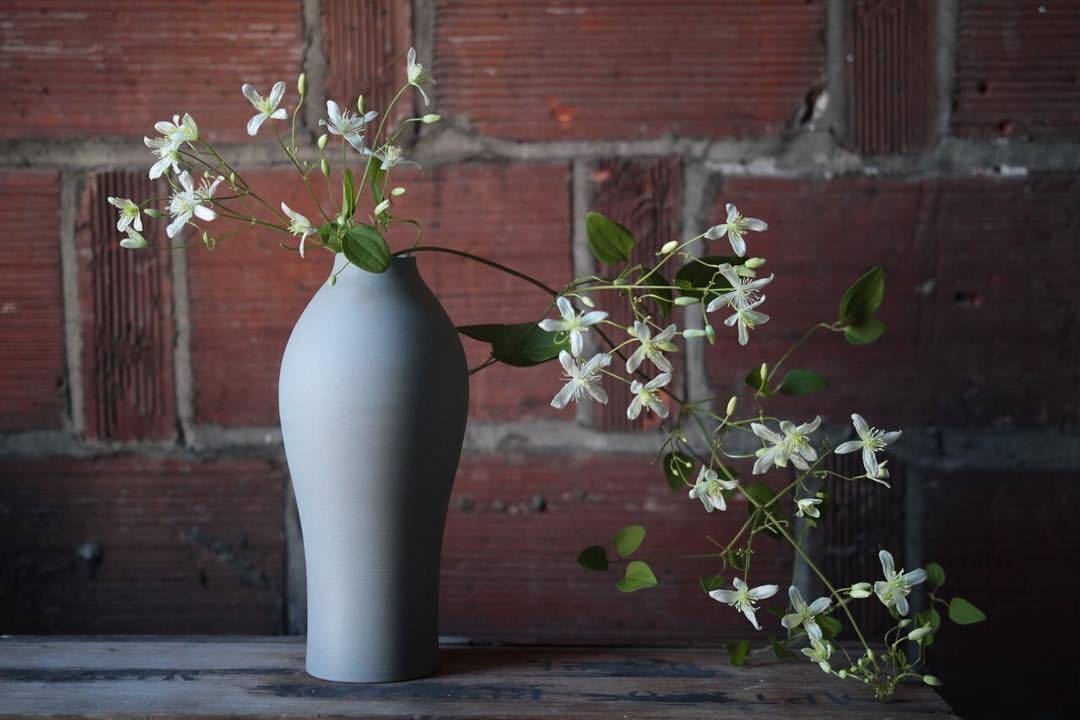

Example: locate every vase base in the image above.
[304,657,440,684]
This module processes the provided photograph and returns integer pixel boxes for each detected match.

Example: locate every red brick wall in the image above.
[1,2,1077,717]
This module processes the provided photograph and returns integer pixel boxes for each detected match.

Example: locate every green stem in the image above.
[395,245,559,296]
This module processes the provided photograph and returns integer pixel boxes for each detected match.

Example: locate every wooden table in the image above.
[0,637,957,718]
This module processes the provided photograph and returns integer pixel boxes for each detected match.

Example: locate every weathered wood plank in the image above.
[0,638,957,719]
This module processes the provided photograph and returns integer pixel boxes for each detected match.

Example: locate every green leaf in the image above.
[616,560,658,592]
[769,636,795,660]
[725,640,751,667]
[457,322,567,367]
[744,366,771,396]
[818,615,843,640]
[778,369,829,396]
[662,452,695,492]
[342,168,356,219]
[317,222,342,253]
[675,255,742,300]
[926,562,946,589]
[342,224,391,273]
[844,317,886,345]
[585,212,634,265]
[613,525,646,558]
[745,481,782,537]
[915,608,941,646]
[725,548,748,572]
[576,545,609,571]
[365,154,387,204]
[699,575,726,594]
[948,597,987,625]
[838,266,885,326]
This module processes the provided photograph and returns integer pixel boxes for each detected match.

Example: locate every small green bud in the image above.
[907,626,932,642]
[421,113,441,124]
[320,158,330,176]
[578,295,595,308]
[758,362,767,382]
[228,171,237,186]
[297,73,307,96]
[897,618,912,629]
[922,675,942,687]
[849,582,873,598]
[725,395,737,416]
[674,295,698,306]
[745,257,767,269]
[837,670,848,679]
[682,328,706,339]
[202,232,216,250]
[659,240,678,255]
[357,94,365,114]
[390,186,407,197]
[317,133,329,150]
[373,199,391,216]
[329,274,338,287]
[143,208,162,218]
[705,324,716,344]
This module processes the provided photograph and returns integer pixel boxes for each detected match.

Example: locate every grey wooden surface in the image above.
[0,637,958,719]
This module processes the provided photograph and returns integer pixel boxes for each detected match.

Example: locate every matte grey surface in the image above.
[279,254,468,683]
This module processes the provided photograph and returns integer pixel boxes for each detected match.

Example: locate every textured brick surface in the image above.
[704,175,1080,428]
[77,171,176,442]
[588,157,683,431]
[0,1,303,140]
[434,0,825,140]
[442,452,792,643]
[846,0,935,154]
[0,456,286,634]
[0,172,65,431]
[924,467,1079,719]
[953,0,1080,138]
[323,0,412,124]
[188,162,571,426]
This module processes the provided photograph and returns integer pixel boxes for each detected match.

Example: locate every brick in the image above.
[187,162,572,426]
[0,1,302,140]
[587,157,683,431]
[77,171,176,442]
[704,175,1080,428]
[442,452,792,643]
[0,456,285,634]
[953,0,1080,138]
[846,0,935,154]
[434,0,825,140]
[323,0,412,124]
[0,172,65,431]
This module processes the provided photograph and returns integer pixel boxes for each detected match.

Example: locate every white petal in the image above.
[580,310,608,326]
[270,108,289,120]
[648,349,673,373]
[646,372,671,390]
[247,113,266,137]
[781,613,800,630]
[555,296,574,319]
[298,233,306,258]
[709,589,737,604]
[132,213,143,232]
[241,83,261,106]
[744,217,768,232]
[193,205,216,222]
[725,203,737,221]
[569,330,584,357]
[729,231,747,257]
[751,423,782,444]
[742,605,762,630]
[647,396,669,418]
[626,346,645,374]
[166,211,189,239]
[737,321,749,346]
[748,584,778,600]
[178,171,194,193]
[788,585,805,611]
[585,383,608,405]
[804,618,823,644]
[878,550,895,577]
[416,84,430,106]
[537,319,564,332]
[550,381,577,409]
[807,597,831,615]
[895,594,910,616]
[751,453,773,476]
[326,99,342,125]
[851,413,869,437]
[903,569,927,587]
[862,446,880,477]
[834,440,861,455]
[584,352,612,372]
[626,396,643,420]
[268,80,286,108]
[882,430,902,445]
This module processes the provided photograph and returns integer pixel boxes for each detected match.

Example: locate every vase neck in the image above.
[329,253,419,287]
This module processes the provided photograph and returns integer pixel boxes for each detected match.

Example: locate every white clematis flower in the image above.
[320,100,378,151]
[723,296,770,346]
[834,413,901,482]
[706,264,774,313]
[107,197,143,233]
[153,113,198,146]
[688,466,738,512]
[145,135,182,180]
[365,144,419,171]
[781,585,831,643]
[704,203,768,257]
[801,639,833,673]
[166,171,220,238]
[550,351,611,409]
[796,497,822,518]
[406,47,430,105]
[750,416,821,475]
[709,577,779,630]
[537,296,608,357]
[280,202,315,258]
[627,372,671,421]
[873,550,926,616]
[626,320,677,373]
[119,227,147,250]
[242,81,289,136]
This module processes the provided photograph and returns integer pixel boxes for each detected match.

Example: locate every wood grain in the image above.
[0,638,958,719]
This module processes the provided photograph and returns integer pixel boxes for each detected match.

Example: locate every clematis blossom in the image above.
[537,296,608,357]
[242,81,289,136]
[550,351,611,409]
[709,577,779,630]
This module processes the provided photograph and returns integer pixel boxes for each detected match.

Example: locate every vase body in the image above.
[279,254,468,683]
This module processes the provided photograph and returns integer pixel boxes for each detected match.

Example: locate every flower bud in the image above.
[317,133,329,150]
[329,274,338,287]
[228,172,237,187]
[320,158,330,176]
[745,257,767,269]
[143,208,162,218]
[759,362,768,382]
[705,324,716,344]
[682,328,706,339]
[725,395,737,416]
[578,295,595,308]
[421,113,441,124]
[659,240,678,255]
[373,199,391,216]
[390,186,407,197]
[923,675,942,687]
[849,582,873,598]
[837,670,848,679]
[674,296,698,306]
[907,626,932,642]
[297,73,307,96]
[897,618,912,629]
[357,94,365,114]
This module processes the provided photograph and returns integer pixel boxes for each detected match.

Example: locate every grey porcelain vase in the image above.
[279,254,468,683]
